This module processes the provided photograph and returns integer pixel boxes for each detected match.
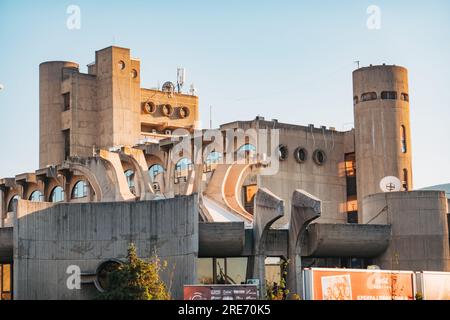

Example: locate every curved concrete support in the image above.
[222,164,253,222]
[287,189,321,298]
[121,147,156,200]
[99,150,136,201]
[252,188,285,295]
[0,227,13,263]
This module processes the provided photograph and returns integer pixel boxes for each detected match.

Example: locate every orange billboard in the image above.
[304,268,415,300]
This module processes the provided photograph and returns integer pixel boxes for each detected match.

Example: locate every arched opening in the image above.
[204,151,222,173]
[175,158,193,184]
[29,190,43,202]
[71,180,88,199]
[237,144,256,163]
[401,125,407,153]
[7,195,20,213]
[124,170,136,195]
[50,186,65,203]
[148,164,165,182]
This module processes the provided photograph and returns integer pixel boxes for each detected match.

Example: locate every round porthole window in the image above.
[118,60,126,70]
[179,106,190,118]
[161,104,173,117]
[313,149,327,166]
[278,144,288,161]
[94,259,123,292]
[131,69,138,78]
[294,147,307,163]
[143,101,156,114]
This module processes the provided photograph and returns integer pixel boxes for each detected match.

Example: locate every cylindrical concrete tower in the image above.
[39,61,79,168]
[353,65,412,221]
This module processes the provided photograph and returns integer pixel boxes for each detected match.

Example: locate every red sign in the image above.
[184,285,258,300]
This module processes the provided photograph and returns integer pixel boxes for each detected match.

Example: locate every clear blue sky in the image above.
[0,0,449,188]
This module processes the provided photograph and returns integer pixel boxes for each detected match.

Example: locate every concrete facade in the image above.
[13,195,198,300]
[363,191,450,271]
[1,46,449,300]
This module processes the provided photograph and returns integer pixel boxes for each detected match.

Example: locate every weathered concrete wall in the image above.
[13,195,198,300]
[220,119,351,226]
[353,65,412,220]
[363,191,450,271]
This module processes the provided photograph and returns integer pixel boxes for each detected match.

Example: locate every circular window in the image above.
[131,69,138,78]
[143,101,156,114]
[179,106,190,118]
[118,60,126,70]
[94,259,122,292]
[294,147,307,163]
[161,104,173,117]
[313,149,327,166]
[278,145,288,161]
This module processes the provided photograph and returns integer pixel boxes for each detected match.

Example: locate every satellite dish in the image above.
[379,176,402,192]
[162,81,175,93]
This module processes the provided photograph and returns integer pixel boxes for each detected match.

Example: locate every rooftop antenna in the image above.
[177,67,185,93]
[354,60,360,69]
[209,105,212,129]
[189,83,197,96]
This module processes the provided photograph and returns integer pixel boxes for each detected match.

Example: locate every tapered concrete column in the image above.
[287,190,321,298]
[252,188,285,296]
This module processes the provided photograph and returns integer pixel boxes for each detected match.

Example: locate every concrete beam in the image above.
[199,222,245,257]
[303,223,391,257]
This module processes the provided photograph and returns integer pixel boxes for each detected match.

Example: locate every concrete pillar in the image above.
[287,189,321,298]
[252,188,285,297]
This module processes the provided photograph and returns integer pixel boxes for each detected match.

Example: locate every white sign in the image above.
[379,176,401,192]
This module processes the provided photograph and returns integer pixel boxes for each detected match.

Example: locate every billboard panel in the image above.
[418,272,450,300]
[305,268,415,300]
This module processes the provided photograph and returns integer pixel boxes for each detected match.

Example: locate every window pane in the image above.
[2,264,10,292]
[197,258,213,284]
[226,258,248,285]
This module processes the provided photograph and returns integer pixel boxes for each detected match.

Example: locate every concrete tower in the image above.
[353,65,412,222]
[39,61,79,167]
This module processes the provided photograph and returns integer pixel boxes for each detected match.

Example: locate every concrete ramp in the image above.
[203,196,248,224]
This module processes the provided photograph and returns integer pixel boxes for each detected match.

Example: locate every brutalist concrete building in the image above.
[0,46,449,300]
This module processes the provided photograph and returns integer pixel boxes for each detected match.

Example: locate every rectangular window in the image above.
[63,92,70,111]
[63,129,70,160]
[0,264,12,300]
[345,153,358,223]
[197,258,248,285]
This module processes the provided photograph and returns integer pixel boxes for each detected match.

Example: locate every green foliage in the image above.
[97,244,171,300]
[265,259,301,300]
[415,292,423,300]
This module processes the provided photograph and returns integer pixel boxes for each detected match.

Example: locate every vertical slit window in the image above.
[401,125,407,153]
